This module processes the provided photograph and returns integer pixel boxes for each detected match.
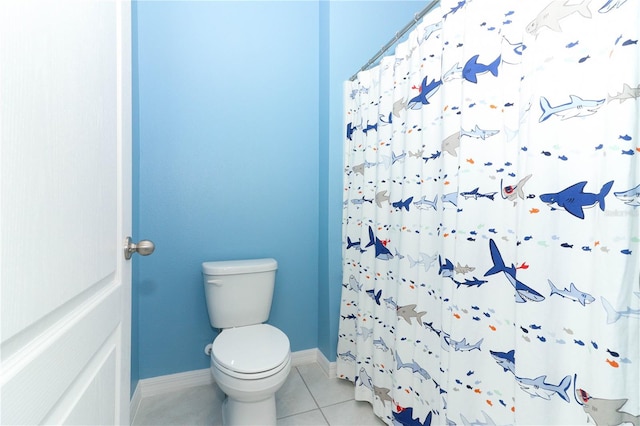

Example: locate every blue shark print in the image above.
[438,256,455,278]
[539,95,605,122]
[358,367,374,390]
[452,277,488,288]
[347,275,362,292]
[396,351,432,381]
[346,237,361,250]
[460,125,500,140]
[485,239,545,303]
[548,279,595,306]
[462,54,500,83]
[363,122,378,134]
[445,336,484,351]
[515,374,572,402]
[599,0,628,13]
[540,180,614,219]
[339,350,356,362]
[373,337,390,352]
[490,349,516,374]
[393,408,432,426]
[407,76,442,110]
[442,192,458,207]
[601,297,640,323]
[444,0,466,19]
[413,195,438,211]
[366,226,393,260]
[366,288,382,305]
[346,122,357,141]
[614,184,640,207]
[460,188,497,200]
[393,197,414,211]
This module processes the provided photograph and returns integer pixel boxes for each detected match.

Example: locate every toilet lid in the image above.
[212,324,290,374]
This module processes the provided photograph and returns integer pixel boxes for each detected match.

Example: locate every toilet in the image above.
[202,258,291,426]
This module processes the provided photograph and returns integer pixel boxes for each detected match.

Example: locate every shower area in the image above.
[337,0,640,424]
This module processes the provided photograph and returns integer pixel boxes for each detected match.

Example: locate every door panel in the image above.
[1,0,132,424]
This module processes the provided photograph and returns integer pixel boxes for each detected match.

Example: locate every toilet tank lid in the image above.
[202,258,277,275]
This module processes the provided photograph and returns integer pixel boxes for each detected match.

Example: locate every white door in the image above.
[1,0,133,424]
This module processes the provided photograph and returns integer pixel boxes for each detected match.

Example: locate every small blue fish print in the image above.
[505,10,515,16]
[537,335,546,342]
[530,324,542,330]
[558,155,568,161]
[467,370,474,376]
[615,34,623,44]
[471,305,480,310]
[472,316,481,321]
[504,102,514,107]
[582,246,592,252]
[520,326,529,333]
[595,144,604,150]
[619,134,632,141]
[521,146,528,152]
[566,41,579,48]
[561,243,574,248]
[503,19,512,25]
[607,348,620,357]
[621,249,632,255]
[622,39,638,46]
[622,149,634,156]
[579,55,590,63]
[524,236,533,241]
[591,341,599,349]
[488,27,496,31]
[489,228,497,234]
[575,339,585,346]
[541,151,551,156]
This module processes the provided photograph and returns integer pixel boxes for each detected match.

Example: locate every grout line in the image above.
[295,365,331,425]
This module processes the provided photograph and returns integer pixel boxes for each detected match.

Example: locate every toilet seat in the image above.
[212,324,290,379]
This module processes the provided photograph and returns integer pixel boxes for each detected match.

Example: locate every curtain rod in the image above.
[349,0,440,82]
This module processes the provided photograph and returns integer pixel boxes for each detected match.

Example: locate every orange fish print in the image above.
[529,208,540,214]
[606,359,619,368]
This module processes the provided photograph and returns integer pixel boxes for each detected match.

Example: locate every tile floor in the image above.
[132,363,386,426]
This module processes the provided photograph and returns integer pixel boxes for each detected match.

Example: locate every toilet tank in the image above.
[202,258,278,329]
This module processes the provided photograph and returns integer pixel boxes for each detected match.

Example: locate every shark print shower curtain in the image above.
[337,1,640,425]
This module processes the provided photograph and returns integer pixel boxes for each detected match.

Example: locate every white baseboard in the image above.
[130,348,336,421]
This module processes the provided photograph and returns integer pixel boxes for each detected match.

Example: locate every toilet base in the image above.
[222,394,276,426]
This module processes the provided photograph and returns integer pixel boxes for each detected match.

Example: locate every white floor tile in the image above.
[297,363,356,408]
[277,409,328,425]
[321,400,387,426]
[132,384,223,426]
[276,368,318,418]
[132,363,374,426]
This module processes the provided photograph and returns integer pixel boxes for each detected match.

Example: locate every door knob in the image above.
[124,237,155,260]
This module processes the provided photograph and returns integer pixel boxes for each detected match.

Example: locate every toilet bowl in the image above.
[209,324,291,425]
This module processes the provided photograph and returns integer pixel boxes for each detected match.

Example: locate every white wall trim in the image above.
[130,348,337,421]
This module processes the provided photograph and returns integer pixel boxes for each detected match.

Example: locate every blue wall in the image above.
[133,0,430,385]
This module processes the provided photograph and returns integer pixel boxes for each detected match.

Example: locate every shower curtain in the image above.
[337,1,640,425]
